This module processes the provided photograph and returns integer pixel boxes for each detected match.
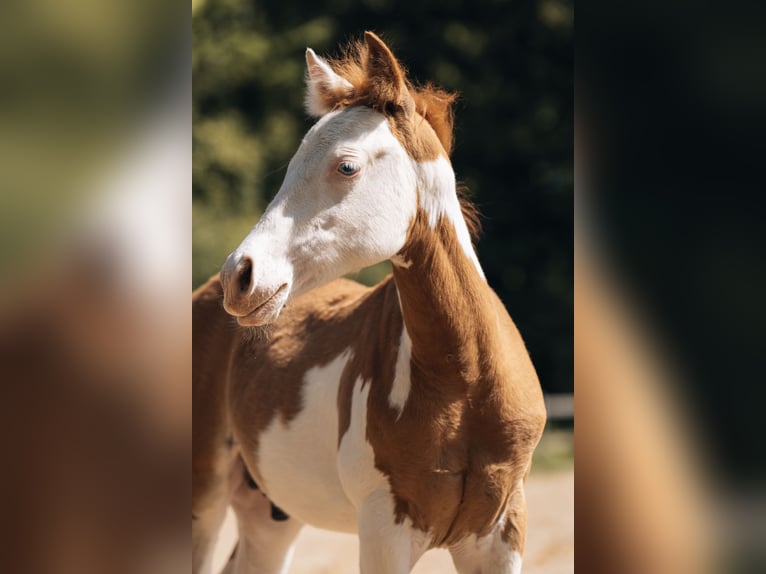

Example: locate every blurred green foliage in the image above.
[0,0,180,280]
[193,0,572,393]
[531,428,574,473]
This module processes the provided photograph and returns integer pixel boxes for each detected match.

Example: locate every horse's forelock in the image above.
[325,39,458,157]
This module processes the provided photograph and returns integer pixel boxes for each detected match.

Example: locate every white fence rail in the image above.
[544,393,573,421]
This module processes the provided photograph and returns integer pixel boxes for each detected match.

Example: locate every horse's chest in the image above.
[252,352,387,533]
[366,405,522,542]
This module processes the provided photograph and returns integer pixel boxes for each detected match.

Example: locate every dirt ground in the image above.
[212,469,573,573]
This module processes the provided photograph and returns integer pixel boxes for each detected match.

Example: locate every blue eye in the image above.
[337,161,360,176]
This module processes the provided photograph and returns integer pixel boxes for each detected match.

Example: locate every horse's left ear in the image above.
[305,48,353,117]
[363,32,414,116]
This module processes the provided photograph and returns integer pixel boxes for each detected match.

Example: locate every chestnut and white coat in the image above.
[192,32,546,574]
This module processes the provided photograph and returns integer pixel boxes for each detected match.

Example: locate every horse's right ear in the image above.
[305,48,353,117]
[363,32,414,116]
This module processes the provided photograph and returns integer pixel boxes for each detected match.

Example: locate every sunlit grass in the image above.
[347,261,392,287]
[531,427,573,474]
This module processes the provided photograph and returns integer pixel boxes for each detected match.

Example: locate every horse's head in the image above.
[221,32,457,326]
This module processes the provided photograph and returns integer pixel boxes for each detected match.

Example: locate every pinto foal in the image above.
[193,32,546,574]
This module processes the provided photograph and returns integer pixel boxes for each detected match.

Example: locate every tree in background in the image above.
[193,0,572,393]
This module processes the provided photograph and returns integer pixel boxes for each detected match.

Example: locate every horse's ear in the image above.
[305,48,353,117]
[363,32,414,116]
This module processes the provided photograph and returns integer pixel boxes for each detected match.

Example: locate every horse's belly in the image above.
[255,352,359,532]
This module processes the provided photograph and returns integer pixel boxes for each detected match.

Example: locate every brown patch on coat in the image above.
[501,485,529,554]
[357,208,548,547]
[192,275,240,515]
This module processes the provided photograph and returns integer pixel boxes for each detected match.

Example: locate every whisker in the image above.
[259,161,290,184]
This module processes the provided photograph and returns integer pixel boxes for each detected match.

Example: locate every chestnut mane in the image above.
[327,40,457,154]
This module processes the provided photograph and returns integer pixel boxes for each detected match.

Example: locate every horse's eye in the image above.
[337,161,360,176]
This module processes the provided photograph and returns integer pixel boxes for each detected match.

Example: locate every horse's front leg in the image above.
[358,488,430,574]
[226,463,303,574]
[448,485,527,574]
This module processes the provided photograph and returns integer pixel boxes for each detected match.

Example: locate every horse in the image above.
[193,32,546,574]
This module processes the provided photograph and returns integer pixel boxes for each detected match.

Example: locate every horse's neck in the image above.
[392,208,499,392]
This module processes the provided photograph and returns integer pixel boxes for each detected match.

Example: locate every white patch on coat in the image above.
[416,156,485,279]
[449,516,523,574]
[337,375,388,507]
[256,350,358,532]
[388,325,412,418]
[337,373,431,571]
[358,487,432,574]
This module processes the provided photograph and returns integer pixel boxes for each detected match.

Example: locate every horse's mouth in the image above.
[236,283,289,327]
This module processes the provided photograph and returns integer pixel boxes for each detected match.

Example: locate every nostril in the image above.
[237,258,253,295]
